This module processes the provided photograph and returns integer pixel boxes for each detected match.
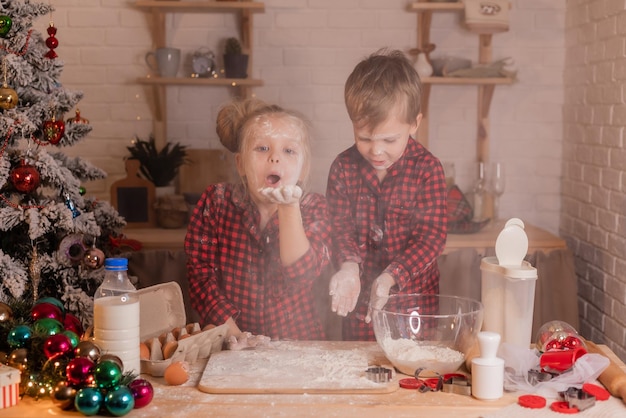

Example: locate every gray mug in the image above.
[145,47,181,78]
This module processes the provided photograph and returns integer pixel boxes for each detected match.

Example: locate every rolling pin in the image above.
[583,339,626,404]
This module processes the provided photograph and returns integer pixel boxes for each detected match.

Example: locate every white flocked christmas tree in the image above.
[0,0,126,328]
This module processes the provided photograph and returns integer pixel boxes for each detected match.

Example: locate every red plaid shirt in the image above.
[185,183,332,340]
[326,139,447,340]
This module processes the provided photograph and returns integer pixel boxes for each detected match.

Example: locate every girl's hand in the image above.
[259,185,303,205]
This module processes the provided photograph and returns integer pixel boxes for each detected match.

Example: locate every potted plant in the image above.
[126,135,189,191]
[223,37,248,79]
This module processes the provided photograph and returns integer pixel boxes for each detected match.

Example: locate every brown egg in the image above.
[139,342,150,360]
[202,324,216,331]
[164,361,189,385]
[162,341,178,360]
[171,327,182,340]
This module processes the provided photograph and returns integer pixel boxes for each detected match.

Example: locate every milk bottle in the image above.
[93,257,140,374]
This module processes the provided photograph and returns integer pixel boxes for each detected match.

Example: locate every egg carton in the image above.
[138,281,228,376]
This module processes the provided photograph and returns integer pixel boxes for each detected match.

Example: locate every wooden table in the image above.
[124,219,567,254]
[1,341,624,418]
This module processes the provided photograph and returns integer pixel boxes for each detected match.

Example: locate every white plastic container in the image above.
[480,258,537,348]
[480,219,538,348]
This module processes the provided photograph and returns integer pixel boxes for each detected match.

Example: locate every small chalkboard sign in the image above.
[110,159,156,228]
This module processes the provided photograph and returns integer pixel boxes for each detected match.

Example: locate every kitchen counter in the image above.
[0,341,624,418]
[123,219,567,254]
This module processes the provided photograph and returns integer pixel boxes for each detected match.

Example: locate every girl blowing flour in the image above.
[185,99,332,341]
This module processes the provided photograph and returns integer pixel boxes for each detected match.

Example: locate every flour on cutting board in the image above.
[198,341,398,394]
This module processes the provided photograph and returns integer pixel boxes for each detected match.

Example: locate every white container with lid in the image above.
[471,331,504,400]
[480,218,538,348]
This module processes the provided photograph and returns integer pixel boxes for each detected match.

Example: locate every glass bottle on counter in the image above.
[472,162,486,221]
[93,257,140,374]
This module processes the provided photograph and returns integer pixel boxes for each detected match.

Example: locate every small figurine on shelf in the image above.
[408,43,436,79]
[223,37,248,79]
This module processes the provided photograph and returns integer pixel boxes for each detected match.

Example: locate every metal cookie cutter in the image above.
[528,368,553,386]
[365,366,393,383]
[558,386,596,411]
[414,368,443,393]
[442,373,472,396]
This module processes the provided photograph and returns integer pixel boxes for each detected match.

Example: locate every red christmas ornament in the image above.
[43,115,65,144]
[44,334,73,359]
[9,160,40,193]
[128,379,154,408]
[562,335,584,350]
[63,313,84,337]
[66,357,95,387]
[45,23,59,59]
[31,302,64,323]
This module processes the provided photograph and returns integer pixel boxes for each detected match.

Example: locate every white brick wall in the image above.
[562,1,626,360]
[50,0,565,235]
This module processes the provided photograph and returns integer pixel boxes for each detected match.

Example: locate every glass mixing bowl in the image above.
[371,294,484,375]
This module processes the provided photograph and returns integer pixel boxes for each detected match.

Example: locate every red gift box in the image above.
[0,365,20,409]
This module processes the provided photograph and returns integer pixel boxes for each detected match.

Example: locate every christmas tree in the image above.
[0,1,126,329]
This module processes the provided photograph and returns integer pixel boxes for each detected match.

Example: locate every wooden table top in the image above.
[124,219,567,254]
[1,341,623,418]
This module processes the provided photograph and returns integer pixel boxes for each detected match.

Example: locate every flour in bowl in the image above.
[381,338,465,375]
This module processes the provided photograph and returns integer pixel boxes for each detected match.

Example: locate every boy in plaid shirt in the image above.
[326,49,448,341]
[186,99,332,340]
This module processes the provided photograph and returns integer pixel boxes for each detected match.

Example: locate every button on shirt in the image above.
[326,139,447,340]
[185,183,332,340]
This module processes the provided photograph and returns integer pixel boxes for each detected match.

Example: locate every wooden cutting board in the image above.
[197,340,399,394]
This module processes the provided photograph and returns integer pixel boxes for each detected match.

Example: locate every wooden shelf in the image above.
[408,1,513,163]
[135,1,265,13]
[422,76,514,85]
[408,2,464,12]
[137,76,264,87]
[134,1,265,149]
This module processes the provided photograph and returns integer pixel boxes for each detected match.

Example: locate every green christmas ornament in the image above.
[79,186,86,195]
[62,330,80,348]
[33,318,64,336]
[104,386,134,417]
[0,15,11,38]
[74,387,103,416]
[94,359,122,389]
[7,324,32,348]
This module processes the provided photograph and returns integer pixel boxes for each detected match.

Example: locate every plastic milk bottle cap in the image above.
[495,218,528,267]
[471,331,504,400]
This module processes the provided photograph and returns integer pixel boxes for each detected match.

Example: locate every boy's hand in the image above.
[365,273,396,323]
[329,262,361,317]
[259,185,303,205]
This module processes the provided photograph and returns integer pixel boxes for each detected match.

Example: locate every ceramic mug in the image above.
[145,47,181,78]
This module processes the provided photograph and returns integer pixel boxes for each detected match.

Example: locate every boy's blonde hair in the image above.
[216,98,312,188]
[344,48,422,129]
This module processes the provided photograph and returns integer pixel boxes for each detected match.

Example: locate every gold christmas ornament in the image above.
[0,57,17,110]
[29,246,41,301]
